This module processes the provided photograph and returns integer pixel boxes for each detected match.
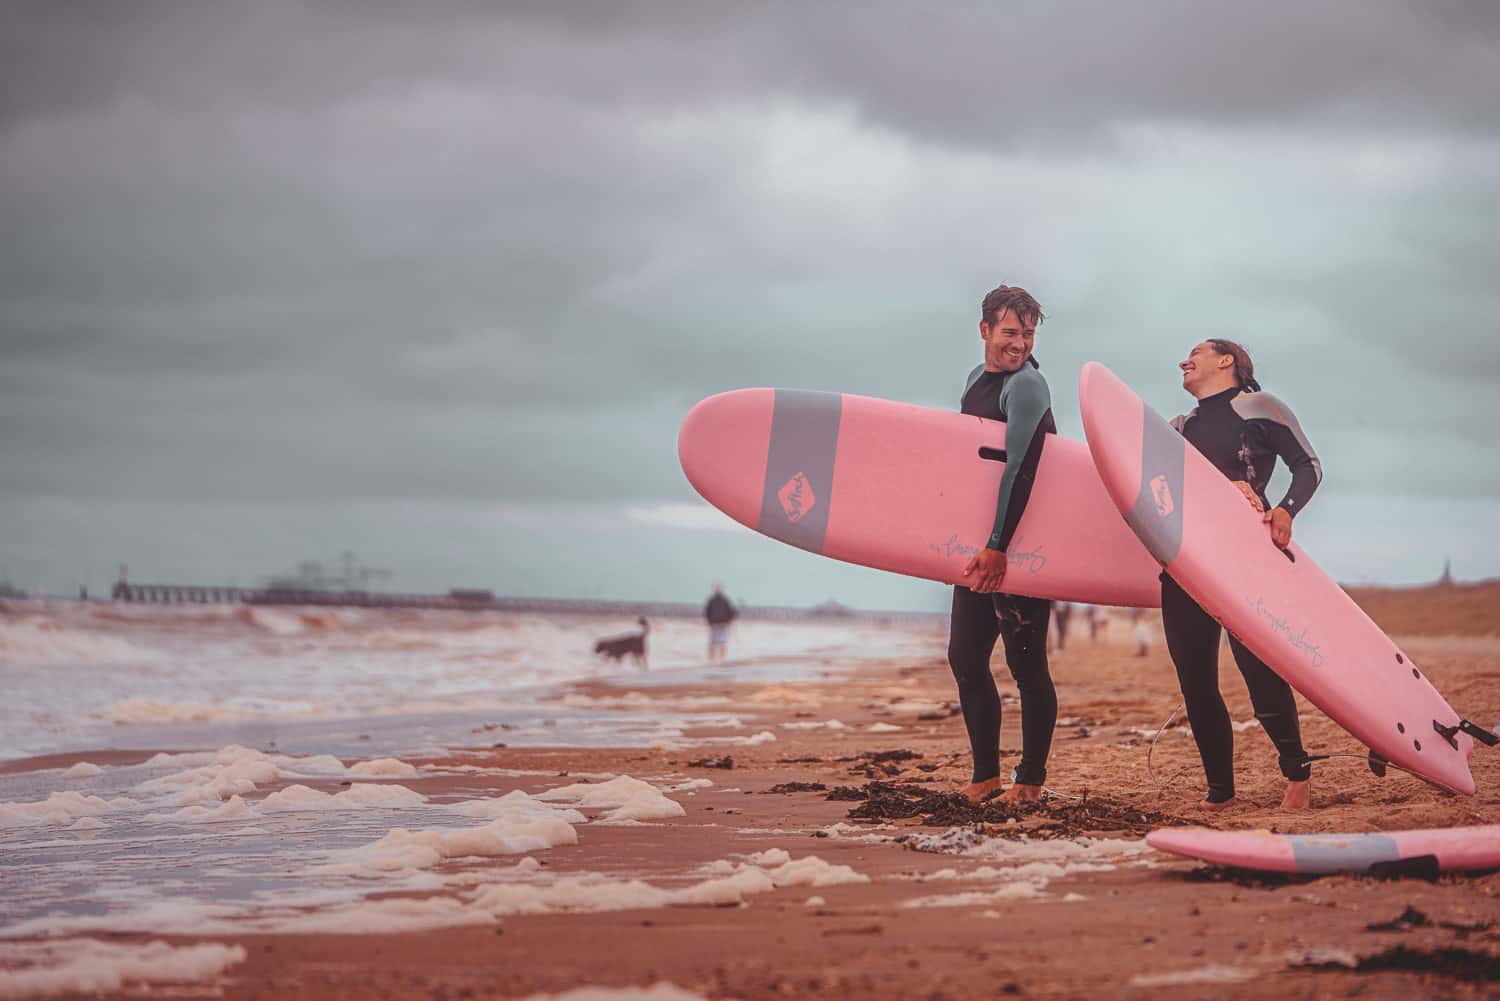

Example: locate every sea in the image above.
[0,597,945,975]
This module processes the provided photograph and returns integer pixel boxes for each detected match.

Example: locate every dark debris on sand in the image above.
[837,749,924,779]
[765,782,828,794]
[1303,946,1500,983]
[825,786,869,802]
[1178,866,1314,889]
[687,755,734,769]
[1366,906,1494,938]
[831,781,1197,838]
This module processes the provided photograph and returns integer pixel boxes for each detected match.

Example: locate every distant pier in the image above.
[110,579,496,611]
[106,578,935,622]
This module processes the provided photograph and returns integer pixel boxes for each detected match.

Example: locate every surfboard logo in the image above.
[777,471,816,523]
[1150,474,1175,517]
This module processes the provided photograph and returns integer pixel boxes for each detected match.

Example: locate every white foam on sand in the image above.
[537,777,687,822]
[867,722,903,733]
[905,883,1045,906]
[153,795,259,824]
[325,815,581,876]
[904,830,1150,865]
[747,686,820,706]
[780,720,848,731]
[762,856,869,888]
[264,895,498,935]
[0,939,247,999]
[896,836,1148,907]
[347,757,420,778]
[61,762,103,779]
[1128,964,1257,987]
[260,783,427,812]
[448,790,587,824]
[696,850,868,890]
[468,865,776,915]
[126,745,422,809]
[0,791,132,828]
[816,822,895,841]
[716,731,776,746]
[0,902,247,941]
[132,746,283,806]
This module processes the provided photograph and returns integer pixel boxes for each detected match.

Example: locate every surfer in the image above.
[949,285,1059,805]
[704,582,737,661]
[1166,339,1322,810]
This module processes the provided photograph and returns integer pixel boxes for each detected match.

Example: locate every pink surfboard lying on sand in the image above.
[677,388,1161,607]
[1079,362,1479,795]
[1146,825,1500,875]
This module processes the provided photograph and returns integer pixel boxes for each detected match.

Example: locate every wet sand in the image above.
[4,589,1499,1000]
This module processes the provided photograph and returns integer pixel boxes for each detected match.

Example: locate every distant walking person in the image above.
[704,582,737,661]
[1051,601,1072,653]
[1083,604,1104,642]
[1132,609,1152,658]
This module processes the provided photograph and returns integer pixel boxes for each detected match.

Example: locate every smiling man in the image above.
[947,285,1059,804]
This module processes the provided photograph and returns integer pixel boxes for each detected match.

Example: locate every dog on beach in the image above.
[594,618,650,668]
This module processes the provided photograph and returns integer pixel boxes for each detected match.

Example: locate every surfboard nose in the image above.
[677,389,775,530]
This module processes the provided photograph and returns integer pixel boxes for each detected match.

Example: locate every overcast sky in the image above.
[2,2,1497,609]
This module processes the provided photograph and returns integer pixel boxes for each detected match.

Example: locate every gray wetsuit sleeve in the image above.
[1235,392,1323,517]
[989,368,1053,550]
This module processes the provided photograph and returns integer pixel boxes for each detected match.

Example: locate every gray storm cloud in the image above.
[2,2,1496,597]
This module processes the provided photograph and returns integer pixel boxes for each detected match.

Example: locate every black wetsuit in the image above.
[704,592,736,626]
[947,359,1057,787]
[1164,386,1323,802]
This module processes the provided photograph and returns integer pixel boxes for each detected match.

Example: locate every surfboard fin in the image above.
[1366,751,1387,777]
[1431,719,1498,750]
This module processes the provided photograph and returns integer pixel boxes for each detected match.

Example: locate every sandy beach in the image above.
[1,588,1498,1000]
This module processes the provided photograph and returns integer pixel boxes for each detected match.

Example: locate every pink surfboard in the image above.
[677,388,1161,607]
[1147,825,1500,875]
[1079,362,1478,795]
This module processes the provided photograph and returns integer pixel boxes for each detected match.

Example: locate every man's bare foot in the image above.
[1280,779,1311,809]
[959,776,1005,804]
[1198,796,1237,812]
[997,782,1044,805]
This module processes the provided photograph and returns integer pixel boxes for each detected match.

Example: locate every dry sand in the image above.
[5,586,1499,999]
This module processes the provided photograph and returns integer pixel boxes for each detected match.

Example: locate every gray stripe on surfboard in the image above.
[1287,833,1401,874]
[756,389,842,554]
[1125,397,1186,565]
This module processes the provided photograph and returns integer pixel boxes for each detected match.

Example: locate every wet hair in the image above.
[980,285,1045,329]
[1206,338,1260,392]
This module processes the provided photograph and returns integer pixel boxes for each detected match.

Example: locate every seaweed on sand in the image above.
[832,781,1196,839]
